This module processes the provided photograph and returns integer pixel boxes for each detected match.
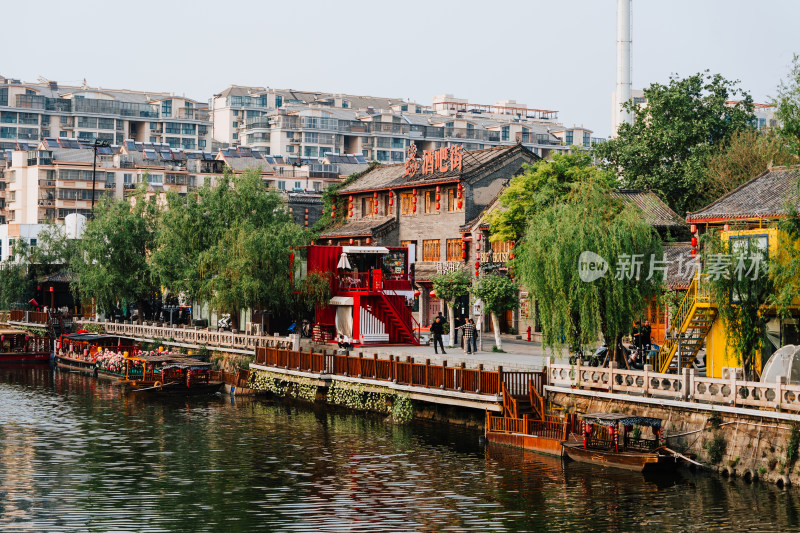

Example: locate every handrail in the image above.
[380,288,420,344]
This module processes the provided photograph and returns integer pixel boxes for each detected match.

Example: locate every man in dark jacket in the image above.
[431,316,446,354]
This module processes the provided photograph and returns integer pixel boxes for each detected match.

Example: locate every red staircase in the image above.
[375,291,420,345]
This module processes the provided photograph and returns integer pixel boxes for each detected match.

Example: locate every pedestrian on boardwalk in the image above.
[458,320,476,354]
[469,318,478,353]
[431,316,446,354]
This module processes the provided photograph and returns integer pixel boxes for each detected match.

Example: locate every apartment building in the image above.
[212,87,592,162]
[0,76,212,152]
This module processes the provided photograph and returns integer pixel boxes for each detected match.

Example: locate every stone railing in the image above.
[548,361,800,413]
[78,319,295,352]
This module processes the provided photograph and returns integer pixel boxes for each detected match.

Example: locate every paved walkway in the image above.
[301,334,570,372]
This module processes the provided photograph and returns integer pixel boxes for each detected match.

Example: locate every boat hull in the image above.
[561,441,677,472]
[486,432,564,456]
[55,355,96,373]
[130,381,225,396]
[0,352,52,364]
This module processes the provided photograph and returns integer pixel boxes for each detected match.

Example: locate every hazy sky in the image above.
[2,0,798,138]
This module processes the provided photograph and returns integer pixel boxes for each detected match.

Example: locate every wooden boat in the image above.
[55,333,139,375]
[124,354,223,396]
[0,328,51,363]
[561,412,679,472]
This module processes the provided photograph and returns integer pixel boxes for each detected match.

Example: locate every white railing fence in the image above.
[547,361,800,412]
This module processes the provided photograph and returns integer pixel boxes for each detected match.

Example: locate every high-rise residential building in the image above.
[0,76,212,151]
[212,87,583,161]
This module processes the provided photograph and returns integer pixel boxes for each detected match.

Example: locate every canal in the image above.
[0,366,798,532]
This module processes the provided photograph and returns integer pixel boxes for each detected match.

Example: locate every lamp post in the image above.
[90,138,111,216]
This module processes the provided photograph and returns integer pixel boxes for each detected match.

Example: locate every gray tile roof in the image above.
[663,242,694,289]
[339,144,536,194]
[610,190,687,228]
[687,166,800,222]
[320,216,395,238]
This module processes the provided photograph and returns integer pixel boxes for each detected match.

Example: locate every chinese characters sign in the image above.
[404,142,463,178]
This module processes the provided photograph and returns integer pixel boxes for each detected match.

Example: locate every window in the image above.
[392,137,404,149]
[501,126,509,141]
[198,139,206,148]
[377,150,390,161]
[232,133,238,140]
[59,131,67,138]
[147,174,163,185]
[275,96,283,108]
[447,188,459,211]
[165,122,181,134]
[565,131,573,145]
[303,146,318,157]
[166,137,180,148]
[583,132,590,147]
[383,194,390,214]
[362,196,374,217]
[304,132,318,143]
[97,118,114,130]
[401,193,414,215]
[277,181,286,190]
[401,240,415,250]
[1,112,17,123]
[313,182,321,192]
[0,127,17,139]
[446,239,461,261]
[29,238,37,248]
[182,123,196,135]
[424,190,435,213]
[294,181,301,190]
[422,240,440,262]
[0,88,7,106]
[233,121,238,128]
[161,100,172,117]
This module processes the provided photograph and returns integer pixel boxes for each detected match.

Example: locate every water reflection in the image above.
[0,367,796,532]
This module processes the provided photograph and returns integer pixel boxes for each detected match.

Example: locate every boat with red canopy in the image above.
[0,328,50,363]
[561,412,679,472]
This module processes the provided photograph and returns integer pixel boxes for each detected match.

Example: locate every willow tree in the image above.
[432,269,472,346]
[516,178,662,360]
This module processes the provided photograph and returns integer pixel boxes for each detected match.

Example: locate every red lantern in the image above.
[311,240,315,245]
[328,239,333,245]
[690,248,697,256]
[475,271,480,278]
[691,237,698,247]
[374,207,378,214]
[435,193,440,201]
[509,253,515,260]
[374,192,378,198]
[413,290,420,298]
[331,212,336,218]
[457,183,463,190]
[412,196,417,204]
[429,290,436,298]
[461,242,466,249]
[476,243,481,251]
[412,189,417,195]
[436,185,441,193]
[304,208,308,214]
[474,261,480,268]
[348,210,353,218]
[389,198,394,206]
[50,286,54,293]
[349,238,354,245]
[461,251,466,259]
[457,200,462,209]
[690,224,697,234]
[436,202,440,210]
[476,234,481,241]
[366,238,371,244]
[412,205,417,212]
[389,191,394,198]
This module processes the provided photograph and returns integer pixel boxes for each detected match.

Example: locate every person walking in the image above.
[458,319,476,354]
[431,316,446,354]
[642,319,652,352]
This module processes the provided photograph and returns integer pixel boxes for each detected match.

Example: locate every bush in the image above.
[704,433,727,464]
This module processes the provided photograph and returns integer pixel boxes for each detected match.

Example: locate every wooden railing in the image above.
[253,346,529,396]
[9,309,58,325]
[486,413,570,440]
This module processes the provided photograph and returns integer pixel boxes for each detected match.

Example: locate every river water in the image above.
[0,366,798,532]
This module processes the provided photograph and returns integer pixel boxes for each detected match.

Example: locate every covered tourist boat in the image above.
[0,328,50,363]
[561,413,679,472]
[56,333,140,375]
[124,354,223,396]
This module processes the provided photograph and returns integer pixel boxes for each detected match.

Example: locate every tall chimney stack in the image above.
[616,0,632,130]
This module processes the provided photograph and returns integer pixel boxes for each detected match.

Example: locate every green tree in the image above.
[705,129,796,200]
[312,162,380,235]
[470,273,519,351]
[0,240,34,309]
[486,151,616,242]
[70,185,158,322]
[516,178,662,360]
[432,269,472,346]
[596,71,755,216]
[705,232,772,380]
[773,53,800,158]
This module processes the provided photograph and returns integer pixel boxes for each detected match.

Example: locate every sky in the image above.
[2,0,799,138]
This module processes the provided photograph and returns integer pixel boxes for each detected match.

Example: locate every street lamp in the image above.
[91,138,111,215]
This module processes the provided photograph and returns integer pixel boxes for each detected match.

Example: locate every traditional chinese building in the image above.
[669,166,800,379]
[320,143,539,327]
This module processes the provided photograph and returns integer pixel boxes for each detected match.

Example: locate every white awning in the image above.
[329,296,354,306]
[342,246,389,254]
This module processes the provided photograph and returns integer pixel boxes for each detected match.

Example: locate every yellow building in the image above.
[658,167,800,378]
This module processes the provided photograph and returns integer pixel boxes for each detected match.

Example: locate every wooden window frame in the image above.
[446,239,461,261]
[401,193,414,215]
[422,239,440,262]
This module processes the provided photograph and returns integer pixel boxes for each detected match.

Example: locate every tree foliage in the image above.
[704,231,772,380]
[312,162,380,235]
[705,129,796,200]
[0,240,34,309]
[773,53,800,158]
[516,178,662,355]
[432,270,472,303]
[470,274,519,316]
[596,71,755,216]
[486,151,615,243]
[70,185,158,320]
[151,169,309,326]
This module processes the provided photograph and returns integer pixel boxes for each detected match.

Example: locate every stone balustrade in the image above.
[548,361,800,412]
[78,319,295,352]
